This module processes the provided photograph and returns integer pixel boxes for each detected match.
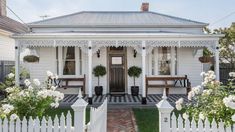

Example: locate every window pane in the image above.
[112,57,122,65]
[63,47,75,75]
[158,47,171,75]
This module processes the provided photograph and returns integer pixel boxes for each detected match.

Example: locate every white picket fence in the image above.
[157,96,234,132]
[170,113,234,132]
[0,93,107,132]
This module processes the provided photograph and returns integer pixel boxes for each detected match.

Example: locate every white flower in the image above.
[46,71,53,77]
[51,86,57,90]
[54,74,59,79]
[24,79,31,86]
[188,91,195,101]
[182,113,189,120]
[200,72,205,77]
[229,72,235,78]
[202,89,212,96]
[28,86,34,91]
[175,104,182,111]
[232,114,235,122]
[223,95,235,109]
[199,112,205,120]
[50,102,59,108]
[10,114,18,120]
[192,85,201,94]
[2,104,14,114]
[7,73,14,79]
[5,87,15,93]
[33,79,40,86]
[176,98,184,105]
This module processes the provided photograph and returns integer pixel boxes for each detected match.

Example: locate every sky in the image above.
[6,0,235,29]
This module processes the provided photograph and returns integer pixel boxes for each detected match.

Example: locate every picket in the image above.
[16,118,21,132]
[0,93,108,132]
[157,98,235,132]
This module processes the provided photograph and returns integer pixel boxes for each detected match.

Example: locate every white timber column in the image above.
[142,41,147,104]
[88,41,93,104]
[15,40,20,86]
[214,42,220,81]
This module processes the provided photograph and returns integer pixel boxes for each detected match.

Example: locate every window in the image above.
[63,47,75,75]
[158,47,171,75]
[56,47,81,76]
[150,47,178,76]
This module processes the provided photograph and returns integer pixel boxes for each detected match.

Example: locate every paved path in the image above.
[107,109,137,132]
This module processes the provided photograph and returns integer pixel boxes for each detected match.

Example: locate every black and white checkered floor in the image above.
[60,94,189,106]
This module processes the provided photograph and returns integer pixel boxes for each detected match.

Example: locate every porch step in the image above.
[59,94,189,106]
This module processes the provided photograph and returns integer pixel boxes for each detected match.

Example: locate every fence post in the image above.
[156,92,174,132]
[71,89,88,132]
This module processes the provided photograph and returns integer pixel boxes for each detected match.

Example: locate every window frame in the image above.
[151,47,178,76]
[57,47,81,78]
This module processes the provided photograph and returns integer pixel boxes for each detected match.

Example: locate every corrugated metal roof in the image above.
[0,16,28,33]
[29,11,207,27]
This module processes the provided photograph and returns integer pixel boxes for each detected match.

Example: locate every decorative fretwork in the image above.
[17,39,218,54]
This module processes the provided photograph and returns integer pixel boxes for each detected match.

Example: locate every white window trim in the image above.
[58,47,81,78]
[151,47,177,76]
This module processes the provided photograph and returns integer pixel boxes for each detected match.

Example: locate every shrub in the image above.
[92,65,106,86]
[128,66,142,87]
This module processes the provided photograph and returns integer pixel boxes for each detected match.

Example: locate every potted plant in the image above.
[128,66,142,96]
[93,65,106,96]
[199,48,213,63]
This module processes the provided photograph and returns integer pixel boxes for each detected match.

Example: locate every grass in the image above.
[45,108,90,125]
[133,108,159,132]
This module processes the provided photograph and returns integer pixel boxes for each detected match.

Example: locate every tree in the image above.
[214,24,235,65]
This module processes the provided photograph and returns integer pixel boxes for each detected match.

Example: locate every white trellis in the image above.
[0,91,107,132]
[157,96,234,132]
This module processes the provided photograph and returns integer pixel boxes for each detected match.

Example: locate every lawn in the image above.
[133,108,159,132]
[45,108,90,125]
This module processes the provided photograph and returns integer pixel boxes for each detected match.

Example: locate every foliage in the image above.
[204,25,235,64]
[92,65,106,86]
[0,67,30,91]
[128,66,142,86]
[175,71,235,126]
[0,71,64,119]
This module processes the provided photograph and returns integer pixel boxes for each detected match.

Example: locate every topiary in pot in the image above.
[93,65,106,96]
[128,66,142,96]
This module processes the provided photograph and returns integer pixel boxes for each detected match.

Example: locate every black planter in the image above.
[131,86,139,96]
[95,86,103,96]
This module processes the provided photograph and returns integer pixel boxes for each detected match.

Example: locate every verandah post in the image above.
[88,41,93,104]
[156,91,174,132]
[71,89,88,132]
[15,40,20,86]
[214,41,220,81]
[141,41,147,104]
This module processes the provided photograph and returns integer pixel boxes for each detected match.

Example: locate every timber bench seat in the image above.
[54,74,86,95]
[146,75,191,96]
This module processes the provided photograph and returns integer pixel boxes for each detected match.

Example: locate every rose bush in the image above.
[175,70,235,126]
[0,71,64,119]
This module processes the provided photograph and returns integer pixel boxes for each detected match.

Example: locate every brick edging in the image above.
[130,109,138,132]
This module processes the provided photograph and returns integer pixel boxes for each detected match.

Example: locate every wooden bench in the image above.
[54,74,86,95]
[146,75,191,96]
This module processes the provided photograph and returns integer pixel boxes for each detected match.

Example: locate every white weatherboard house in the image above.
[13,3,222,104]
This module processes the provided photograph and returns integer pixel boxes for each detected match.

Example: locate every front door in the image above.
[108,47,126,94]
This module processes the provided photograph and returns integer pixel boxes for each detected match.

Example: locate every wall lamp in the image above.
[97,50,100,58]
[133,49,137,58]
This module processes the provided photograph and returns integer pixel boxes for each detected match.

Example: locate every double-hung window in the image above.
[151,47,178,76]
[56,47,81,77]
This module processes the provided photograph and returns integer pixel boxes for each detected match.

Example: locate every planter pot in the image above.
[95,86,103,96]
[131,86,139,96]
[199,56,212,63]
[23,55,39,63]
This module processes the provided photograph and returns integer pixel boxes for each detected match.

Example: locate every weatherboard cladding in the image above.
[29,11,207,27]
[0,16,28,33]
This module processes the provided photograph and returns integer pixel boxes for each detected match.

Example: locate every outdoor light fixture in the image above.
[97,49,100,58]
[133,49,137,58]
